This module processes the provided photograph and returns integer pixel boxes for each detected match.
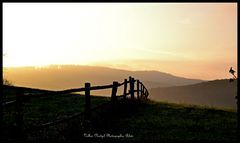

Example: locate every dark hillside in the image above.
[149,79,237,109]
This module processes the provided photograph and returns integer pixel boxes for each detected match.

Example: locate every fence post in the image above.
[143,86,145,98]
[129,76,132,98]
[146,90,149,98]
[123,79,127,99]
[137,80,140,100]
[141,83,143,98]
[143,87,147,99]
[85,82,91,120]
[0,87,3,133]
[129,77,135,100]
[111,81,118,103]
[15,88,24,141]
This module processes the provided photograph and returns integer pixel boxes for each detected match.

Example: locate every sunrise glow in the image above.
[3,3,237,80]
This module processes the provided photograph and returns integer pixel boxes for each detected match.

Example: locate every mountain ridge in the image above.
[4,65,204,91]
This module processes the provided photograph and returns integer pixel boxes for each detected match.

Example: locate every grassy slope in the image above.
[86,99,237,141]
[2,85,110,141]
[2,86,237,141]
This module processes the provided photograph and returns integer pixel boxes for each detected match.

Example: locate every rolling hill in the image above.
[149,79,237,109]
[3,65,203,93]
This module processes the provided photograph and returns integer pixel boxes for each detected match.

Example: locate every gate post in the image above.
[123,79,127,99]
[111,81,118,103]
[137,80,140,100]
[129,77,135,100]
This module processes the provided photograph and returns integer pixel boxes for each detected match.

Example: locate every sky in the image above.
[3,3,237,80]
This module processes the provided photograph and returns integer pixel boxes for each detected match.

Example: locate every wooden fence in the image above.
[2,76,149,137]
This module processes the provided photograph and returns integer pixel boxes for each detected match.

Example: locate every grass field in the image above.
[1,85,237,141]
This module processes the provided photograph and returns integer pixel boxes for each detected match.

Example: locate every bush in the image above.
[3,78,13,86]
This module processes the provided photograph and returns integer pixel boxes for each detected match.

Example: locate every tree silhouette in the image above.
[229,67,237,82]
[3,53,13,86]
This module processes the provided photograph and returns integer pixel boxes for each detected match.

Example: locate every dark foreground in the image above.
[1,85,237,141]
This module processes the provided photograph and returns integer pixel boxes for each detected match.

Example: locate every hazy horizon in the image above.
[3,3,237,80]
[3,64,235,81]
[3,64,237,110]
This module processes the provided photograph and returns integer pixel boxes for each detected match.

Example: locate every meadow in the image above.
[1,85,237,141]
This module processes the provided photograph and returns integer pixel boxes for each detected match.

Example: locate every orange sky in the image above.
[3,3,237,80]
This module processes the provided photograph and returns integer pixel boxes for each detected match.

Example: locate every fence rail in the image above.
[2,76,149,137]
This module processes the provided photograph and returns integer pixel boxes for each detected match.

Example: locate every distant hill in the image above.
[133,70,204,87]
[149,79,237,109]
[3,65,203,94]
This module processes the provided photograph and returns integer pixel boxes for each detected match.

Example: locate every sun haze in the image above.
[3,3,237,80]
